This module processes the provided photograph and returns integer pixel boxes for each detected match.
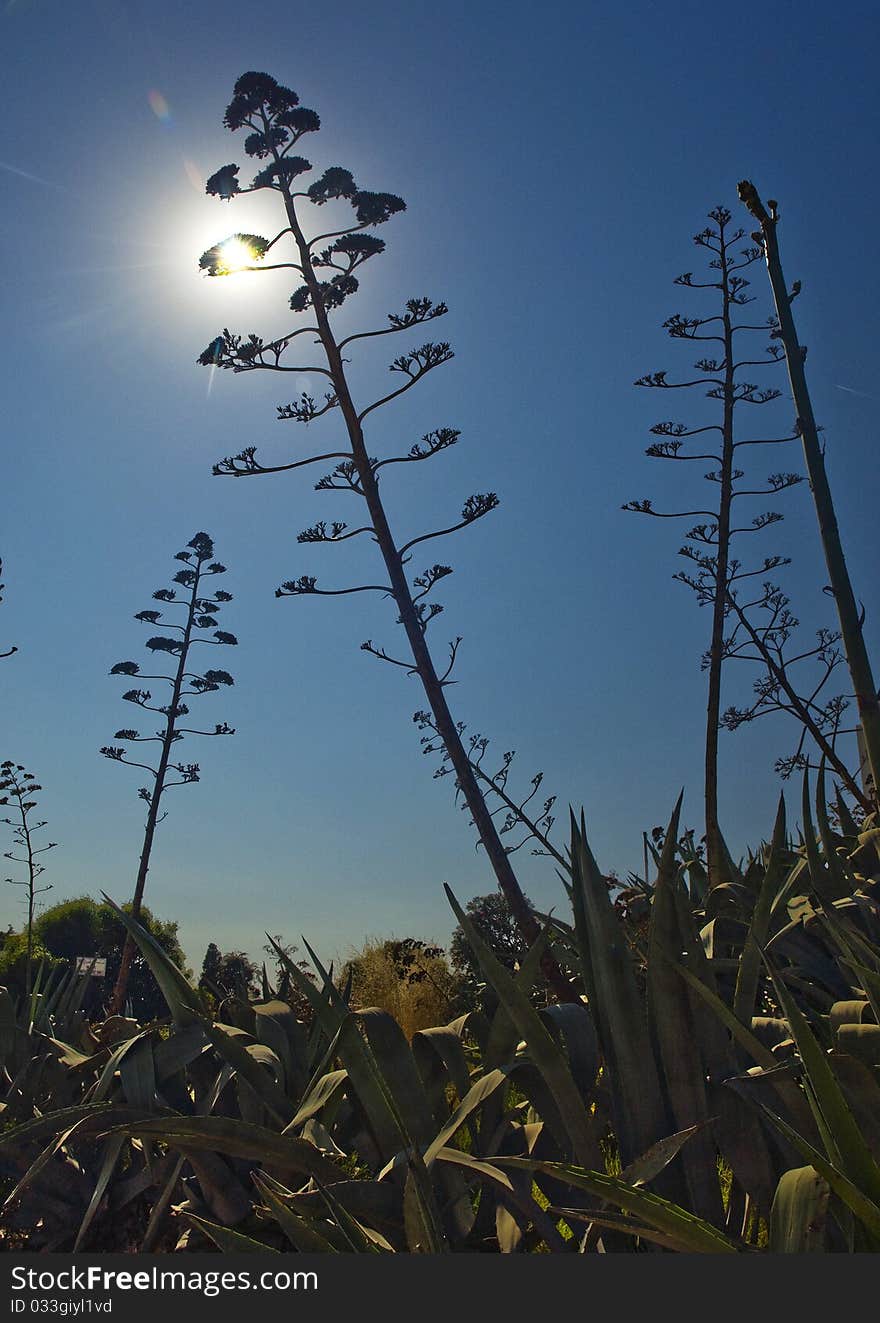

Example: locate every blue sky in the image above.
[2,0,878,973]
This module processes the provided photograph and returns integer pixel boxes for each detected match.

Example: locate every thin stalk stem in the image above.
[274,172,574,1002]
[109,562,205,1014]
[738,182,880,809]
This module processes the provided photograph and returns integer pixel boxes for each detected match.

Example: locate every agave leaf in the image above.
[267,938,402,1161]
[647,793,724,1225]
[289,1068,348,1131]
[317,1178,391,1254]
[491,1157,738,1253]
[819,910,880,1025]
[107,1115,343,1185]
[201,1020,295,1127]
[445,884,602,1171]
[548,1206,708,1253]
[88,1027,157,1104]
[356,1008,437,1147]
[285,1180,402,1240]
[567,810,666,1166]
[411,1025,473,1125]
[537,1002,600,1102]
[732,793,787,1027]
[483,931,547,1070]
[186,1148,254,1226]
[119,1038,158,1110]
[621,1121,711,1187]
[767,964,880,1206]
[422,1068,509,1167]
[834,788,860,840]
[153,1023,209,1082]
[73,1134,126,1252]
[836,1024,880,1069]
[184,1212,280,1253]
[830,1000,875,1031]
[768,1165,830,1251]
[755,1102,880,1243]
[800,768,831,905]
[827,1050,880,1159]
[815,762,852,899]
[0,1102,154,1158]
[2,1116,92,1217]
[141,1154,186,1251]
[100,894,204,1025]
[252,1000,309,1100]
[433,1148,570,1252]
[252,1171,339,1252]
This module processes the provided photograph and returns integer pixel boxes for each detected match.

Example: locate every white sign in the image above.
[75,956,107,977]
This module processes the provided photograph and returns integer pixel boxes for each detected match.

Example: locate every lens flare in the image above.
[183,158,204,193]
[148,90,171,122]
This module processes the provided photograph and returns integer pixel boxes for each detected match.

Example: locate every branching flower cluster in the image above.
[101,532,237,1011]
[1,760,56,993]
[195,72,571,998]
[622,205,859,864]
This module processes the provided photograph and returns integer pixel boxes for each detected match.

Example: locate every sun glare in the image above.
[216,236,258,274]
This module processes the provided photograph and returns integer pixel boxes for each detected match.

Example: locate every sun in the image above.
[215,236,258,274]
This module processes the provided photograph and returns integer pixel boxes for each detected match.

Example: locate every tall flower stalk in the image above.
[624,206,800,881]
[1,761,56,995]
[198,72,571,999]
[101,532,236,1012]
[738,181,880,809]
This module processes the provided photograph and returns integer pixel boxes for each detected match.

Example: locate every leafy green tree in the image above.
[101,532,237,1012]
[1,761,56,994]
[197,71,570,1000]
[28,895,187,1020]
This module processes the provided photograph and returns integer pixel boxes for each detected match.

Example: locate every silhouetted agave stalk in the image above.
[1,761,56,995]
[101,532,236,1012]
[196,72,571,1000]
[720,583,869,811]
[737,181,880,811]
[623,205,803,882]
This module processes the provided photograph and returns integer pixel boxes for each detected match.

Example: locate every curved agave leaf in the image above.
[106,1114,344,1185]
[733,794,787,1027]
[568,810,666,1167]
[184,1212,280,1252]
[444,884,602,1171]
[490,1157,739,1253]
[769,1165,830,1252]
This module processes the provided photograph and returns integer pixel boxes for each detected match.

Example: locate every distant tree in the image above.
[1,761,56,994]
[623,205,807,880]
[199,943,260,998]
[101,532,237,1012]
[200,941,222,986]
[449,891,531,992]
[262,933,318,1022]
[341,936,462,1037]
[0,559,17,658]
[197,71,570,1001]
[29,895,187,1020]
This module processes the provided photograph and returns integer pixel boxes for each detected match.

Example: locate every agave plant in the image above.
[0,777,877,1252]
